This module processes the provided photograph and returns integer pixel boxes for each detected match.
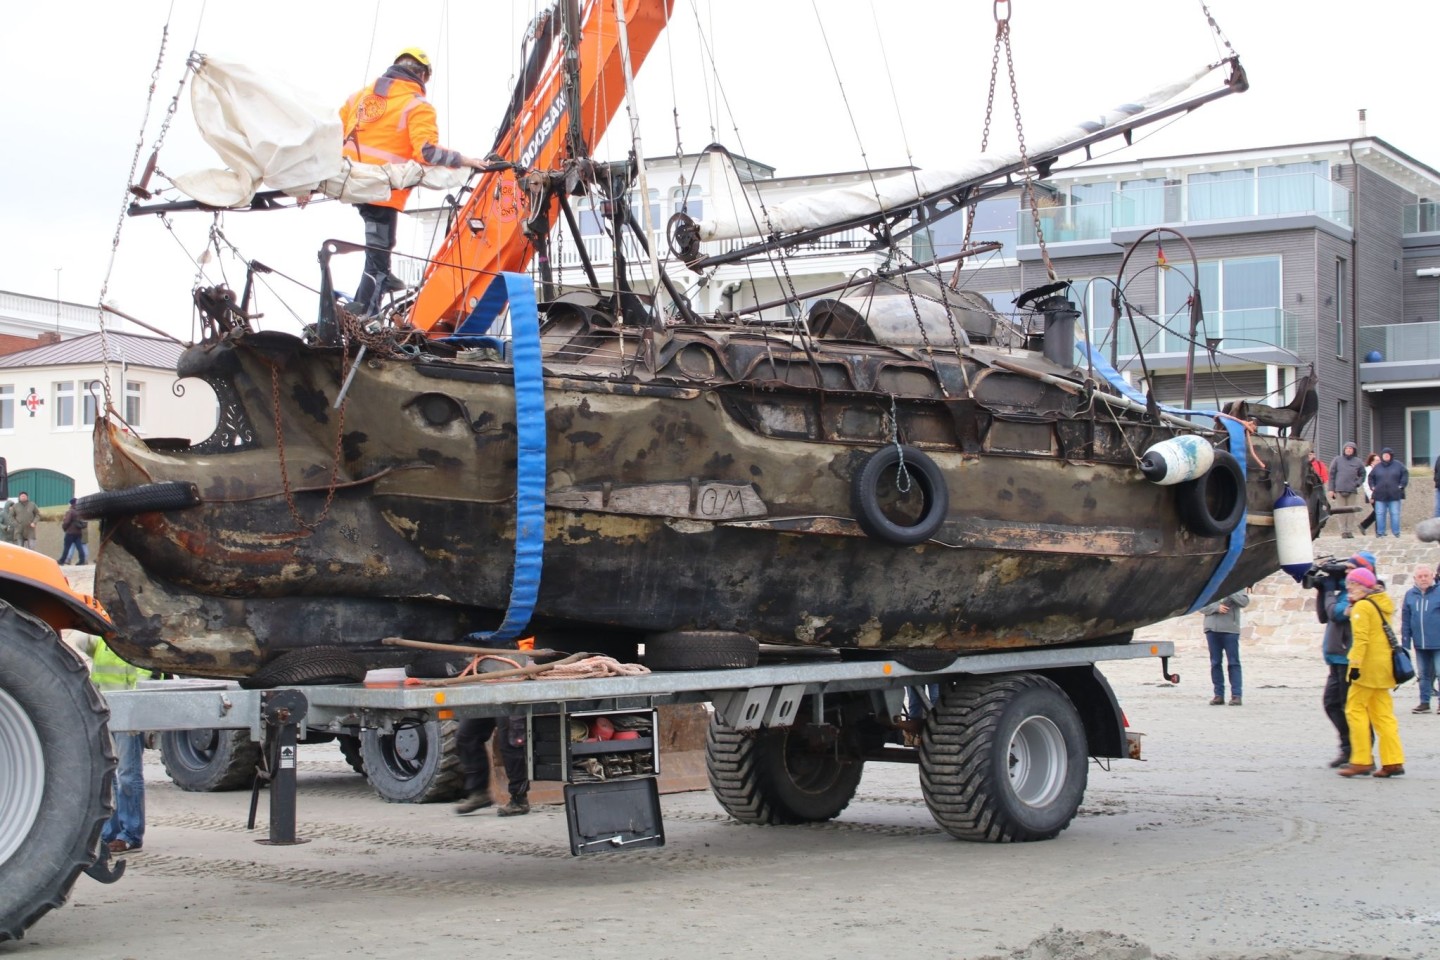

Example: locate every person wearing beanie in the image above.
[1327,442,1367,538]
[1338,567,1405,777]
[58,497,88,566]
[1319,552,1378,766]
[1366,447,1409,538]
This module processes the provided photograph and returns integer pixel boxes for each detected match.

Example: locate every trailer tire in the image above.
[159,728,262,792]
[852,445,949,546]
[645,631,758,670]
[705,713,864,824]
[75,481,201,521]
[1175,449,1246,538]
[337,734,366,776]
[0,602,114,942]
[360,719,463,803]
[920,673,1087,842]
[239,646,367,689]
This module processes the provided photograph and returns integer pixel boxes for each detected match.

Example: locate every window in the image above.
[927,197,1019,261]
[1335,258,1347,358]
[125,381,142,427]
[1258,160,1328,215]
[1187,168,1253,220]
[0,385,11,430]
[1159,256,1283,355]
[54,382,74,428]
[1407,407,1440,468]
[671,186,702,219]
[82,380,102,427]
[1116,177,1170,227]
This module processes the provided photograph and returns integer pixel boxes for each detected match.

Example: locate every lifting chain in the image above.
[269,356,350,532]
[886,394,913,494]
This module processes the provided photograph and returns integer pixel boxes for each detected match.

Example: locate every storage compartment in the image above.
[564,777,665,855]
[529,708,659,783]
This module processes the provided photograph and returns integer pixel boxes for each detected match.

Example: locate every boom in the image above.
[408,0,674,335]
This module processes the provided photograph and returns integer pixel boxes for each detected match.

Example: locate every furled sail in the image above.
[694,64,1215,243]
[171,58,467,208]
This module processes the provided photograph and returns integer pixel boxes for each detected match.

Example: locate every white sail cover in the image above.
[696,65,1215,243]
[172,58,467,208]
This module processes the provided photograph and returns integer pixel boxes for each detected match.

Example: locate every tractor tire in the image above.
[359,719,462,803]
[159,728,262,793]
[705,712,864,824]
[0,602,114,942]
[920,672,1087,842]
[337,734,366,776]
[645,631,758,671]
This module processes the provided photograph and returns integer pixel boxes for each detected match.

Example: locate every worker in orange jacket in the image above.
[339,48,488,315]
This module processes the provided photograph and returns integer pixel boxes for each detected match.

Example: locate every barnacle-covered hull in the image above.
[92,308,1321,679]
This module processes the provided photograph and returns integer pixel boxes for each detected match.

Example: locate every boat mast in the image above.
[613,0,667,330]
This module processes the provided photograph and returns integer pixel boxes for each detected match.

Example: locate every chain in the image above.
[887,394,912,493]
[962,11,1004,253]
[998,12,1055,283]
[269,357,350,531]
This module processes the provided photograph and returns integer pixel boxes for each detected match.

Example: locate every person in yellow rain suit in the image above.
[338,47,489,315]
[1337,567,1406,778]
[82,636,146,851]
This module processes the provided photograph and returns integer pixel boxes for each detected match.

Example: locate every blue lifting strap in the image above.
[1077,343,1248,613]
[452,272,546,642]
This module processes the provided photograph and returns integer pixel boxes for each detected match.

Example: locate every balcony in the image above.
[1090,307,1301,370]
[1404,201,1440,235]
[1359,322,1440,390]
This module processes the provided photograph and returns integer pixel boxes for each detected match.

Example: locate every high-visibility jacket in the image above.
[89,638,139,691]
[339,66,464,210]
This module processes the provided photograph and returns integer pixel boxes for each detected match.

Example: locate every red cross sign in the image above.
[24,389,43,417]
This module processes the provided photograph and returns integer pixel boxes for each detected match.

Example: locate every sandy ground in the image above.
[8,643,1435,960]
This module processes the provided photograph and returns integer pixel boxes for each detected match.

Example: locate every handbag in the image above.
[1362,598,1416,685]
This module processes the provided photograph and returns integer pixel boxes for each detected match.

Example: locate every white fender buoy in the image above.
[1138,435,1215,485]
[1274,484,1312,582]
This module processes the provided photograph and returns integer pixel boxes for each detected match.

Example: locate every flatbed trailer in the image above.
[102,640,1174,853]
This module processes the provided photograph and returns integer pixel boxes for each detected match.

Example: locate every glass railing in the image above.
[1089,307,1299,359]
[1113,173,1351,229]
[1404,202,1440,234]
[1359,322,1440,363]
[1018,201,1111,244]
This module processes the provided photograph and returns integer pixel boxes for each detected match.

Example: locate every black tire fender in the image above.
[1175,449,1246,538]
[644,631,759,671]
[75,481,201,521]
[851,445,949,546]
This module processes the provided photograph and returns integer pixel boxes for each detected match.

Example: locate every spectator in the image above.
[1327,443,1366,539]
[1434,453,1440,518]
[1320,552,1376,767]
[454,715,530,817]
[0,499,17,545]
[1366,448,1408,538]
[1307,452,1329,486]
[11,491,40,551]
[81,636,146,850]
[1200,589,1249,706]
[1338,566,1405,777]
[58,498,88,566]
[1401,564,1440,713]
[1359,453,1380,533]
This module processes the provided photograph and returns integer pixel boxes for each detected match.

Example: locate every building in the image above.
[0,331,216,503]
[0,291,109,356]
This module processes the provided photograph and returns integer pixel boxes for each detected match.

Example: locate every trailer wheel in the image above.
[705,713,864,824]
[239,646,367,689]
[359,719,462,803]
[645,631,758,670]
[337,734,366,776]
[920,673,1087,842]
[0,602,114,942]
[159,728,262,792]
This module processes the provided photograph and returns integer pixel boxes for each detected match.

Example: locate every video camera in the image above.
[1301,558,1352,591]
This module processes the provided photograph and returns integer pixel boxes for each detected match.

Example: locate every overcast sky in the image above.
[3,0,1433,339]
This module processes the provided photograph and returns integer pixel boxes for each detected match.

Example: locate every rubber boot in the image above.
[497,796,530,817]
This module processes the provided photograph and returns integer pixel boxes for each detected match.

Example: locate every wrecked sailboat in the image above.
[87,0,1324,680]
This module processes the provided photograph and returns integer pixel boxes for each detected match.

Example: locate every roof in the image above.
[0,331,184,371]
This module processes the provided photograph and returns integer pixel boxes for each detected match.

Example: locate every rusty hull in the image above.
[93,325,1317,678]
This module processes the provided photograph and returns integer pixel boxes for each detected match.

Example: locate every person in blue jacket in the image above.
[1401,564,1440,713]
[1320,552,1378,767]
[1366,447,1409,538]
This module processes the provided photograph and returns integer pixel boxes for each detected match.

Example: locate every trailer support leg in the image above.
[255,689,310,847]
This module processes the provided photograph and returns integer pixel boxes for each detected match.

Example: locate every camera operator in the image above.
[1310,551,1378,767]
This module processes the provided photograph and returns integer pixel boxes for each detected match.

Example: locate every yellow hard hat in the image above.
[394,47,432,69]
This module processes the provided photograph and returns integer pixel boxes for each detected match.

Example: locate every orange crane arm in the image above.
[408,0,674,335]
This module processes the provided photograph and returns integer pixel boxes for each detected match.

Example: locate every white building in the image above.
[0,332,216,502]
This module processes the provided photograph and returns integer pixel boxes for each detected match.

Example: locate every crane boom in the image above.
[408,0,674,335]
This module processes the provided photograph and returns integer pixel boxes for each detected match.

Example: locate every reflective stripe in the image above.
[91,639,139,691]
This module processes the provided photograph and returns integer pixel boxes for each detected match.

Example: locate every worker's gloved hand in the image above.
[1348,667,1361,682]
